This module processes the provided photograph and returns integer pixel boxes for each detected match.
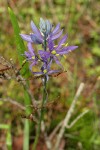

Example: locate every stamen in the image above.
[65,43,68,46]
[56,54,59,56]
[61,43,68,46]
[43,69,47,74]
[63,55,67,59]
[32,56,35,59]
[51,50,56,55]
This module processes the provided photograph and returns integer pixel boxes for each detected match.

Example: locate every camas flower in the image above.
[38,34,78,67]
[25,42,38,70]
[20,18,63,45]
[21,18,78,81]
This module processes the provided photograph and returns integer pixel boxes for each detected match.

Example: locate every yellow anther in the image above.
[63,55,67,59]
[51,50,56,55]
[43,69,47,74]
[32,56,35,59]
[65,43,68,46]
[61,43,68,46]
[56,54,59,56]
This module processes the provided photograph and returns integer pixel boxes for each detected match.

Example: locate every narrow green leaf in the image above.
[8,7,25,64]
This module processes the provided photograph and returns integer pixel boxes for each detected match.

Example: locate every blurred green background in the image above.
[0,0,100,150]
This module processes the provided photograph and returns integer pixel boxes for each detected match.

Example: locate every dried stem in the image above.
[49,110,89,141]
[66,109,89,129]
[0,97,25,110]
[41,121,52,150]
[49,121,63,141]
[54,82,85,150]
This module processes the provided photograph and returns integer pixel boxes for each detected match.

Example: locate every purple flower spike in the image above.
[20,18,78,81]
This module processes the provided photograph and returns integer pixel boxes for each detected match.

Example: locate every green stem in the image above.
[33,76,47,150]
